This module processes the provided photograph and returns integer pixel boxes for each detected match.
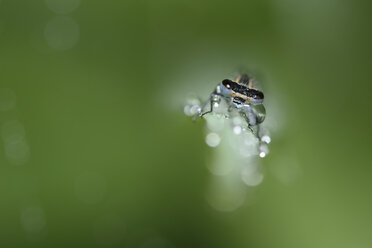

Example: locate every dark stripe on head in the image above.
[223,79,246,92]
[223,79,264,100]
[232,96,246,105]
[245,88,264,100]
[222,79,233,89]
[231,82,248,95]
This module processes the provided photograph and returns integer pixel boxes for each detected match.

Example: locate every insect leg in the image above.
[240,107,260,137]
[200,93,218,117]
[192,93,218,121]
[240,112,253,132]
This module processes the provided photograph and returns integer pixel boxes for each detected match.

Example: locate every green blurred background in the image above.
[0,0,371,247]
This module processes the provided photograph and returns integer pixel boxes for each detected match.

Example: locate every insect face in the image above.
[220,79,264,104]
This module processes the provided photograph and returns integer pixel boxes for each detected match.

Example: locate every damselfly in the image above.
[196,74,266,135]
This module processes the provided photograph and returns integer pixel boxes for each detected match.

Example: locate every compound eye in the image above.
[255,91,264,100]
[222,79,231,89]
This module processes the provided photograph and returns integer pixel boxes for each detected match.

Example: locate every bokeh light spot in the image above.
[259,143,269,158]
[205,132,221,147]
[5,139,30,166]
[241,167,264,187]
[44,16,79,51]
[20,206,47,234]
[261,135,271,144]
[233,125,242,135]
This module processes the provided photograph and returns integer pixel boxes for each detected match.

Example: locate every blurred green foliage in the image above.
[0,0,371,247]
